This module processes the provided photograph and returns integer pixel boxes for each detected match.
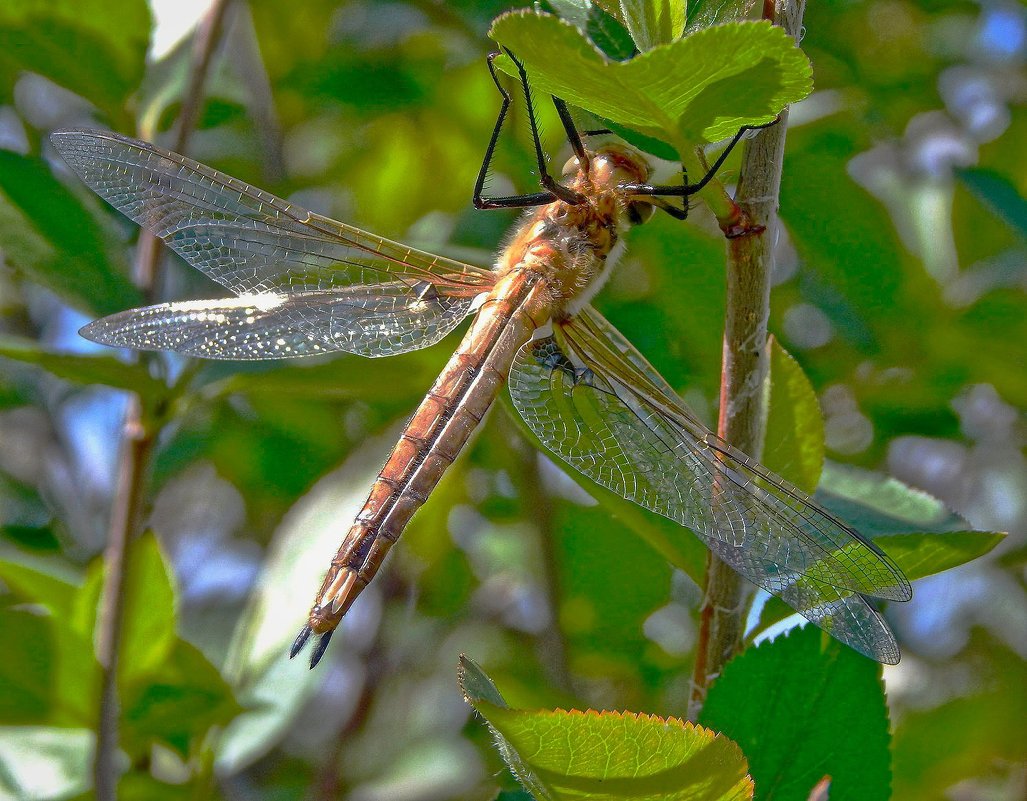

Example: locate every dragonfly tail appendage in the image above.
[289,625,313,659]
[309,631,334,669]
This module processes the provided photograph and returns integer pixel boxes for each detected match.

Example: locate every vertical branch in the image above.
[92,2,234,798]
[687,0,806,720]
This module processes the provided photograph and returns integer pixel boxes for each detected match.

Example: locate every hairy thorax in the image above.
[494,144,652,320]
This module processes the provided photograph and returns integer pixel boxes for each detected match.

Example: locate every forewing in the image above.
[80,283,473,359]
[50,129,494,296]
[508,306,910,662]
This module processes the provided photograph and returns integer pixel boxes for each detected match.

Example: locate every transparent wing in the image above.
[80,284,472,360]
[53,129,495,358]
[508,305,911,663]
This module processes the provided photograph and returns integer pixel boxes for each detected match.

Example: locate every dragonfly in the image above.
[51,53,911,668]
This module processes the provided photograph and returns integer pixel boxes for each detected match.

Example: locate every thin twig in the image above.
[687,0,807,720]
[92,2,234,798]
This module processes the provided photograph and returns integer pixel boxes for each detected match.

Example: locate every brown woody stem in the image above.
[687,0,807,720]
[91,2,233,798]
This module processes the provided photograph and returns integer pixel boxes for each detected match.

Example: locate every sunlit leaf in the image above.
[701,625,891,801]
[877,530,1004,580]
[816,462,970,538]
[764,337,824,494]
[592,0,686,51]
[461,656,753,801]
[118,531,177,678]
[490,12,811,150]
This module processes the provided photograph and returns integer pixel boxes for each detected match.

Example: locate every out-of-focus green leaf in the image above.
[764,337,824,494]
[0,151,139,315]
[490,13,811,150]
[553,502,673,676]
[0,335,164,397]
[892,678,1027,800]
[0,0,150,120]
[877,530,1004,580]
[701,625,891,801]
[118,532,177,678]
[0,554,98,726]
[121,640,241,759]
[0,608,55,723]
[957,167,1027,240]
[461,656,754,801]
[0,727,92,800]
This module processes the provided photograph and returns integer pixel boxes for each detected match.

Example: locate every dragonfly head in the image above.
[561,143,657,226]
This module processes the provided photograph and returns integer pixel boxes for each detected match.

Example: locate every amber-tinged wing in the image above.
[508,305,912,663]
[52,129,495,358]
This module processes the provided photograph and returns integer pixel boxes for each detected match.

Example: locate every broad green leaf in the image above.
[687,0,761,30]
[0,554,98,726]
[490,13,811,150]
[121,640,241,758]
[763,337,824,494]
[0,554,79,616]
[461,657,754,801]
[118,532,177,678]
[0,0,150,121]
[0,151,139,315]
[0,335,165,398]
[701,625,891,801]
[0,609,55,723]
[877,530,1004,581]
[816,462,970,538]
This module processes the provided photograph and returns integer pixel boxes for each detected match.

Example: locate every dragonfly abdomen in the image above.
[307,269,551,635]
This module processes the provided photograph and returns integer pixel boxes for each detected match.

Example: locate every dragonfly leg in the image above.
[473,50,586,210]
[621,117,782,213]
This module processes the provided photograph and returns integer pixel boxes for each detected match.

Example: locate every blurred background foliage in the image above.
[0,0,1024,799]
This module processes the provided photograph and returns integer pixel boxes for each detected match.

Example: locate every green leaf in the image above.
[459,654,510,708]
[816,462,970,538]
[121,639,242,758]
[0,335,165,397]
[763,337,824,494]
[700,625,892,801]
[592,0,686,51]
[118,532,177,678]
[0,0,150,121]
[490,13,811,150]
[0,151,139,315]
[0,609,55,723]
[461,657,754,801]
[0,553,98,726]
[546,1,637,60]
[877,530,1004,581]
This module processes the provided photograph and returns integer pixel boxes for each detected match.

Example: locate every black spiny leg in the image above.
[622,119,781,205]
[473,50,586,210]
